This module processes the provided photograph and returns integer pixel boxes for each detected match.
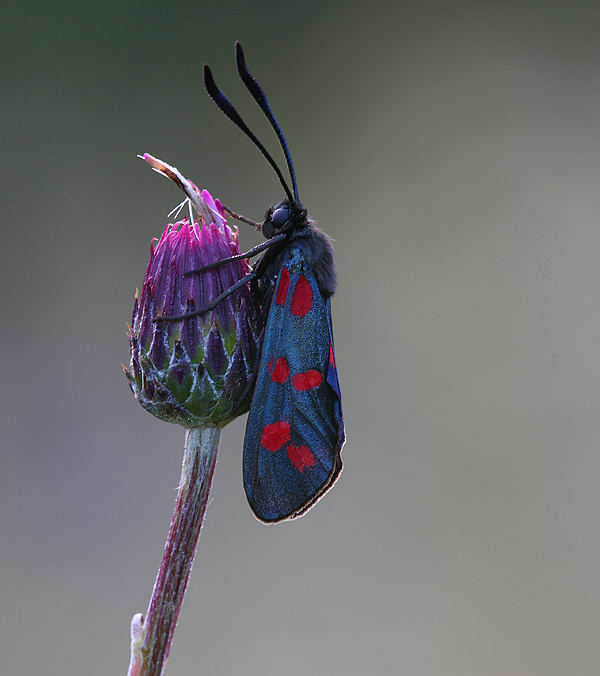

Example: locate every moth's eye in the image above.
[270,206,289,229]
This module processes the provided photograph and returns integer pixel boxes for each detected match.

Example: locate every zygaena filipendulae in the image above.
[156,43,344,522]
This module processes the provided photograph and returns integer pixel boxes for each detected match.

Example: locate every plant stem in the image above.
[128,426,221,676]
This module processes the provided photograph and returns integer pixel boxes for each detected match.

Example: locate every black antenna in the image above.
[203,64,294,203]
[235,42,299,201]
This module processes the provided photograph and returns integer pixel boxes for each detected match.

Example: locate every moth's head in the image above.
[262,199,308,239]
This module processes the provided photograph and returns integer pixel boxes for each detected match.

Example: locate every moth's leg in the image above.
[184,233,286,276]
[231,359,260,415]
[222,205,262,229]
[154,271,258,323]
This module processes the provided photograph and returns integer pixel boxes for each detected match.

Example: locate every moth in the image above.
[158,43,344,522]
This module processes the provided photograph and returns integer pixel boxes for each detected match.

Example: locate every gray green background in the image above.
[3,1,600,675]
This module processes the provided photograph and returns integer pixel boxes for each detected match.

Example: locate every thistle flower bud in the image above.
[126,185,263,428]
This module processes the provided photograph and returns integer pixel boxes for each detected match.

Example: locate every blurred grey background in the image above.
[2,1,600,675]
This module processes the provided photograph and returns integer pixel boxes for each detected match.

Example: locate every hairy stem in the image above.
[128,426,221,676]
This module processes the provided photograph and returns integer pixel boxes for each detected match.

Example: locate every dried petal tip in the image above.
[126,177,263,428]
[139,153,224,232]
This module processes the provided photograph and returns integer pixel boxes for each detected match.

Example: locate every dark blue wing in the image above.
[243,245,344,522]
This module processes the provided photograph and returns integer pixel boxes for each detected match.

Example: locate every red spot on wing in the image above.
[261,421,290,452]
[275,267,290,305]
[287,445,316,472]
[292,369,323,391]
[329,341,335,367]
[290,275,313,317]
[271,357,290,383]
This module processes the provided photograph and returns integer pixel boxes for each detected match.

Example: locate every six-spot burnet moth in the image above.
[156,42,345,522]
